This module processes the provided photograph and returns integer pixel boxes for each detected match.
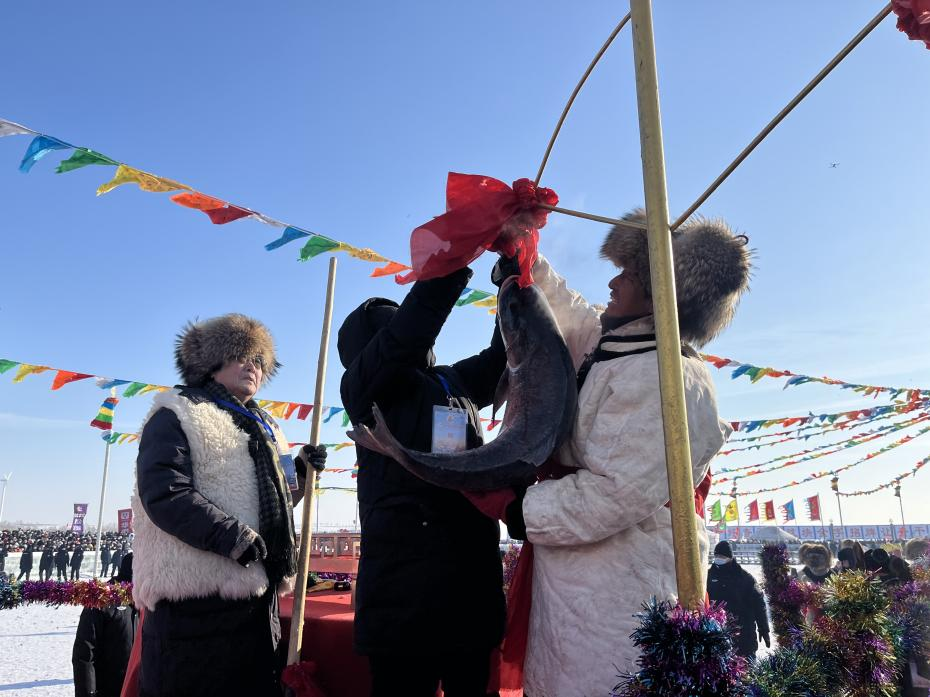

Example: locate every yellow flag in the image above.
[724,499,739,522]
[12,364,50,383]
[97,164,190,196]
[341,245,389,263]
[472,296,498,309]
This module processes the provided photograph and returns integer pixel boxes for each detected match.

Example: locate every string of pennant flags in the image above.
[725,399,928,434]
[713,419,930,486]
[0,118,499,314]
[836,454,930,498]
[2,355,505,432]
[4,118,930,399]
[702,353,930,400]
[715,412,930,466]
[727,405,919,443]
[712,424,930,496]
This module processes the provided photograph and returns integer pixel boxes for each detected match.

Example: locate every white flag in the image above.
[0,119,34,138]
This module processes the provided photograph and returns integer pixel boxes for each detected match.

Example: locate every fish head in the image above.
[497,277,558,365]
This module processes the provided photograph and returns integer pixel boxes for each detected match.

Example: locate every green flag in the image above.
[709,499,723,521]
[56,149,117,173]
[122,382,148,398]
[299,236,341,261]
[0,359,20,374]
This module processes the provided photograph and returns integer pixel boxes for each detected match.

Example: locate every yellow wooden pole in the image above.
[287,256,338,665]
[629,0,704,609]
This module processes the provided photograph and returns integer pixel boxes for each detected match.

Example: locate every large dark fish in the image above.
[348,276,577,491]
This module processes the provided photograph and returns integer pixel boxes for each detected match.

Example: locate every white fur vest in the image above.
[131,389,286,611]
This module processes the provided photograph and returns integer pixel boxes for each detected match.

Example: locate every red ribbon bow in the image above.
[397,172,558,288]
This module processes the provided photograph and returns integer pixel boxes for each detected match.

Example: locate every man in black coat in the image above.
[0,543,7,574]
[71,545,85,581]
[72,553,138,697]
[707,540,770,658]
[100,545,111,578]
[109,546,123,577]
[39,545,54,581]
[56,546,70,581]
[339,266,508,697]
[17,544,34,581]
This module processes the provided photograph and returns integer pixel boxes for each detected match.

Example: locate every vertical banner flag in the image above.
[71,517,85,534]
[764,500,776,521]
[747,500,760,522]
[806,494,822,521]
[73,503,89,517]
[90,397,119,430]
[709,500,723,521]
[724,500,739,522]
[781,500,797,522]
[118,508,133,534]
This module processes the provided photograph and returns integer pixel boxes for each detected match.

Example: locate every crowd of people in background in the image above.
[0,528,132,581]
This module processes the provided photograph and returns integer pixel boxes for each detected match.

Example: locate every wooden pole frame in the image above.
[287,256,338,665]
[628,0,704,609]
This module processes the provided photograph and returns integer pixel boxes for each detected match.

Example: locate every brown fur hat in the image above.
[600,209,752,347]
[175,313,280,387]
[798,542,833,569]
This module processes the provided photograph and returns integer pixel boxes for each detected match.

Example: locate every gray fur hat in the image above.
[600,209,752,347]
[175,313,280,387]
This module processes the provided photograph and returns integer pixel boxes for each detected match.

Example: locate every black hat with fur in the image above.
[601,209,752,347]
[175,313,280,387]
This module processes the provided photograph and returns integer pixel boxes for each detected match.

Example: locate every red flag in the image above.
[398,172,558,288]
[296,404,314,421]
[764,500,776,521]
[203,205,252,225]
[747,499,760,522]
[806,494,822,521]
[51,370,93,390]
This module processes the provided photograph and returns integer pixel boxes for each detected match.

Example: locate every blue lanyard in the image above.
[214,399,277,443]
[435,373,456,408]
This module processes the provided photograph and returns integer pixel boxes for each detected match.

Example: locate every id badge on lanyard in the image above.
[278,452,300,492]
[431,373,468,454]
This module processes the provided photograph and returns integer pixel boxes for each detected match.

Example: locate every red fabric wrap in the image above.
[893,0,930,48]
[397,173,558,288]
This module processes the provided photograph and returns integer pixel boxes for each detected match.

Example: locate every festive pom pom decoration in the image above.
[760,544,806,645]
[747,648,834,697]
[502,545,521,593]
[612,598,748,697]
[0,576,133,610]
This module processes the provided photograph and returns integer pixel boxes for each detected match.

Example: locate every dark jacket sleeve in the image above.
[748,572,769,636]
[342,268,472,421]
[72,608,98,697]
[136,408,247,558]
[450,320,506,409]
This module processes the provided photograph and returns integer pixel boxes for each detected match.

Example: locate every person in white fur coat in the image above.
[497,210,752,697]
[132,314,327,697]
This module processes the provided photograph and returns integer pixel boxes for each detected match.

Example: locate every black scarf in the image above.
[201,380,296,585]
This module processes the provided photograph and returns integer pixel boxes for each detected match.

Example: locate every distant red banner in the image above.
[117,508,133,534]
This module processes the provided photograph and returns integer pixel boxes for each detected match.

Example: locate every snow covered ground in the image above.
[0,604,82,697]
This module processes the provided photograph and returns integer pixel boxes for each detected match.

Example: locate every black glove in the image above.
[491,255,521,287]
[296,444,327,476]
[233,528,267,568]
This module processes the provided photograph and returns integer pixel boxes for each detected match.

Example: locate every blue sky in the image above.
[1,2,929,532]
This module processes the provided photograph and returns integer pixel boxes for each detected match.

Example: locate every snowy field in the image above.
[0,604,82,697]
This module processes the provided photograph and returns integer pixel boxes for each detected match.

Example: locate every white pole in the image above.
[93,388,117,577]
[0,472,12,526]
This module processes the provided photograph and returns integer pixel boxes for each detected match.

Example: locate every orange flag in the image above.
[370,261,410,278]
[51,370,93,390]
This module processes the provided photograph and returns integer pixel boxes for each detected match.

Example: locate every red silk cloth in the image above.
[397,173,558,288]
[893,0,930,48]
